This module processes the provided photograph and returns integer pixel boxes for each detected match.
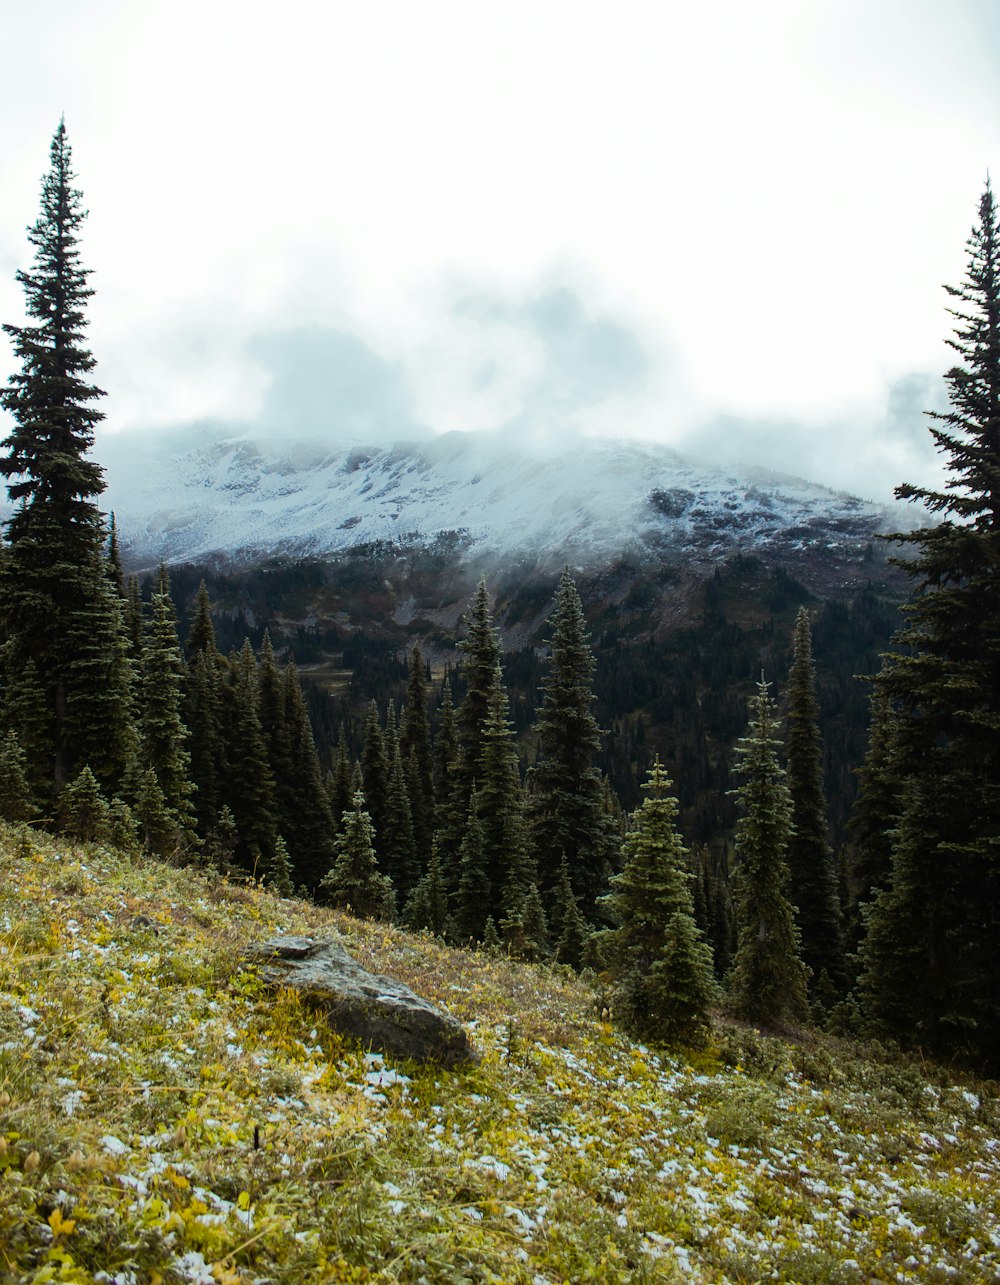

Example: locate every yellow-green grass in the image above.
[1,823,998,1284]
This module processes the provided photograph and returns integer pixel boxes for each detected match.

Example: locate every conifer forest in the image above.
[2,121,999,1080]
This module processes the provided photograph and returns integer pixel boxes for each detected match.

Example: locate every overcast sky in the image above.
[2,0,999,503]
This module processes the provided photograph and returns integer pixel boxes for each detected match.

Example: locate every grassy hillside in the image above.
[1,827,998,1284]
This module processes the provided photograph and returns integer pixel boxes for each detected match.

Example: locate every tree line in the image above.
[1,123,997,1071]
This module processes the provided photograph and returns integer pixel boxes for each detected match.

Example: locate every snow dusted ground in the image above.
[92,427,903,570]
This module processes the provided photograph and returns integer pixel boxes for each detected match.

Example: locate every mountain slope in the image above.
[94,428,905,581]
[2,825,998,1283]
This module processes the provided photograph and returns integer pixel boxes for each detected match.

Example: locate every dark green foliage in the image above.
[320,790,395,919]
[403,845,452,937]
[552,859,591,971]
[59,765,110,843]
[0,730,38,822]
[223,641,277,866]
[185,580,217,657]
[267,835,295,898]
[327,735,354,829]
[383,727,418,899]
[107,796,140,858]
[184,648,226,835]
[858,183,1000,1068]
[502,880,550,962]
[528,569,617,914]
[137,570,196,841]
[360,701,390,858]
[602,760,718,1046]
[476,668,532,927]
[846,687,900,949]
[0,656,51,803]
[728,681,809,1025]
[0,122,134,791]
[455,578,503,808]
[279,661,337,891]
[785,608,845,991]
[400,644,434,860]
[132,766,177,858]
[453,796,490,942]
[204,804,238,870]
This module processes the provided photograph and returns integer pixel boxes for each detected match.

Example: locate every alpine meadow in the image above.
[0,122,998,1284]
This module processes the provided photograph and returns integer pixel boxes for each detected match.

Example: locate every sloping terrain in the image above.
[94,429,905,586]
[1,825,998,1283]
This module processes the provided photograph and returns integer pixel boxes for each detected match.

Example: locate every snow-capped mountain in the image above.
[95,427,903,581]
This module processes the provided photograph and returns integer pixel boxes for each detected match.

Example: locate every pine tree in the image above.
[267,834,295,898]
[728,680,809,1025]
[0,658,51,805]
[59,765,110,843]
[327,733,354,830]
[136,568,196,845]
[185,580,217,657]
[453,793,490,941]
[132,765,176,857]
[785,608,845,992]
[383,729,418,899]
[846,687,901,951]
[280,661,337,891]
[400,644,434,860]
[475,667,531,925]
[0,122,133,791]
[223,641,277,866]
[184,647,226,835]
[360,701,390,860]
[454,579,503,807]
[601,759,718,1047]
[858,185,1000,1066]
[320,790,395,919]
[527,569,616,914]
[0,730,38,823]
[551,856,591,970]
[403,844,452,937]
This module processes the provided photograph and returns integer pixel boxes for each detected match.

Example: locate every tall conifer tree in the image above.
[0,122,134,792]
[528,569,616,913]
[785,608,845,994]
[859,183,1000,1066]
[728,679,809,1025]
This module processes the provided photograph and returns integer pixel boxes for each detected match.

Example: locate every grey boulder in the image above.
[243,935,475,1065]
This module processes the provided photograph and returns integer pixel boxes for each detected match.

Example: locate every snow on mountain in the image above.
[88,427,903,573]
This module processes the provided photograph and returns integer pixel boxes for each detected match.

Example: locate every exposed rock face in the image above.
[244,935,475,1065]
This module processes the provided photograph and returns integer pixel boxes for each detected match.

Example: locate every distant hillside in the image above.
[93,428,910,596]
[2,825,998,1283]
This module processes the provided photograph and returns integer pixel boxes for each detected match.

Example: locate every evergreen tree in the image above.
[400,644,434,860]
[602,759,718,1047]
[453,792,490,941]
[267,834,295,898]
[184,647,226,835]
[280,661,337,890]
[124,574,144,658]
[0,122,133,790]
[223,641,277,866]
[320,790,395,919]
[107,796,140,858]
[551,856,591,970]
[403,843,452,937]
[858,186,1000,1066]
[185,580,217,657]
[846,687,901,951]
[0,657,51,804]
[476,666,531,925]
[59,765,110,843]
[383,729,419,899]
[527,569,617,913]
[327,733,354,830]
[785,608,845,991]
[137,569,196,844]
[0,730,38,823]
[728,680,809,1025]
[360,701,390,859]
[454,579,503,807]
[132,767,175,858]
